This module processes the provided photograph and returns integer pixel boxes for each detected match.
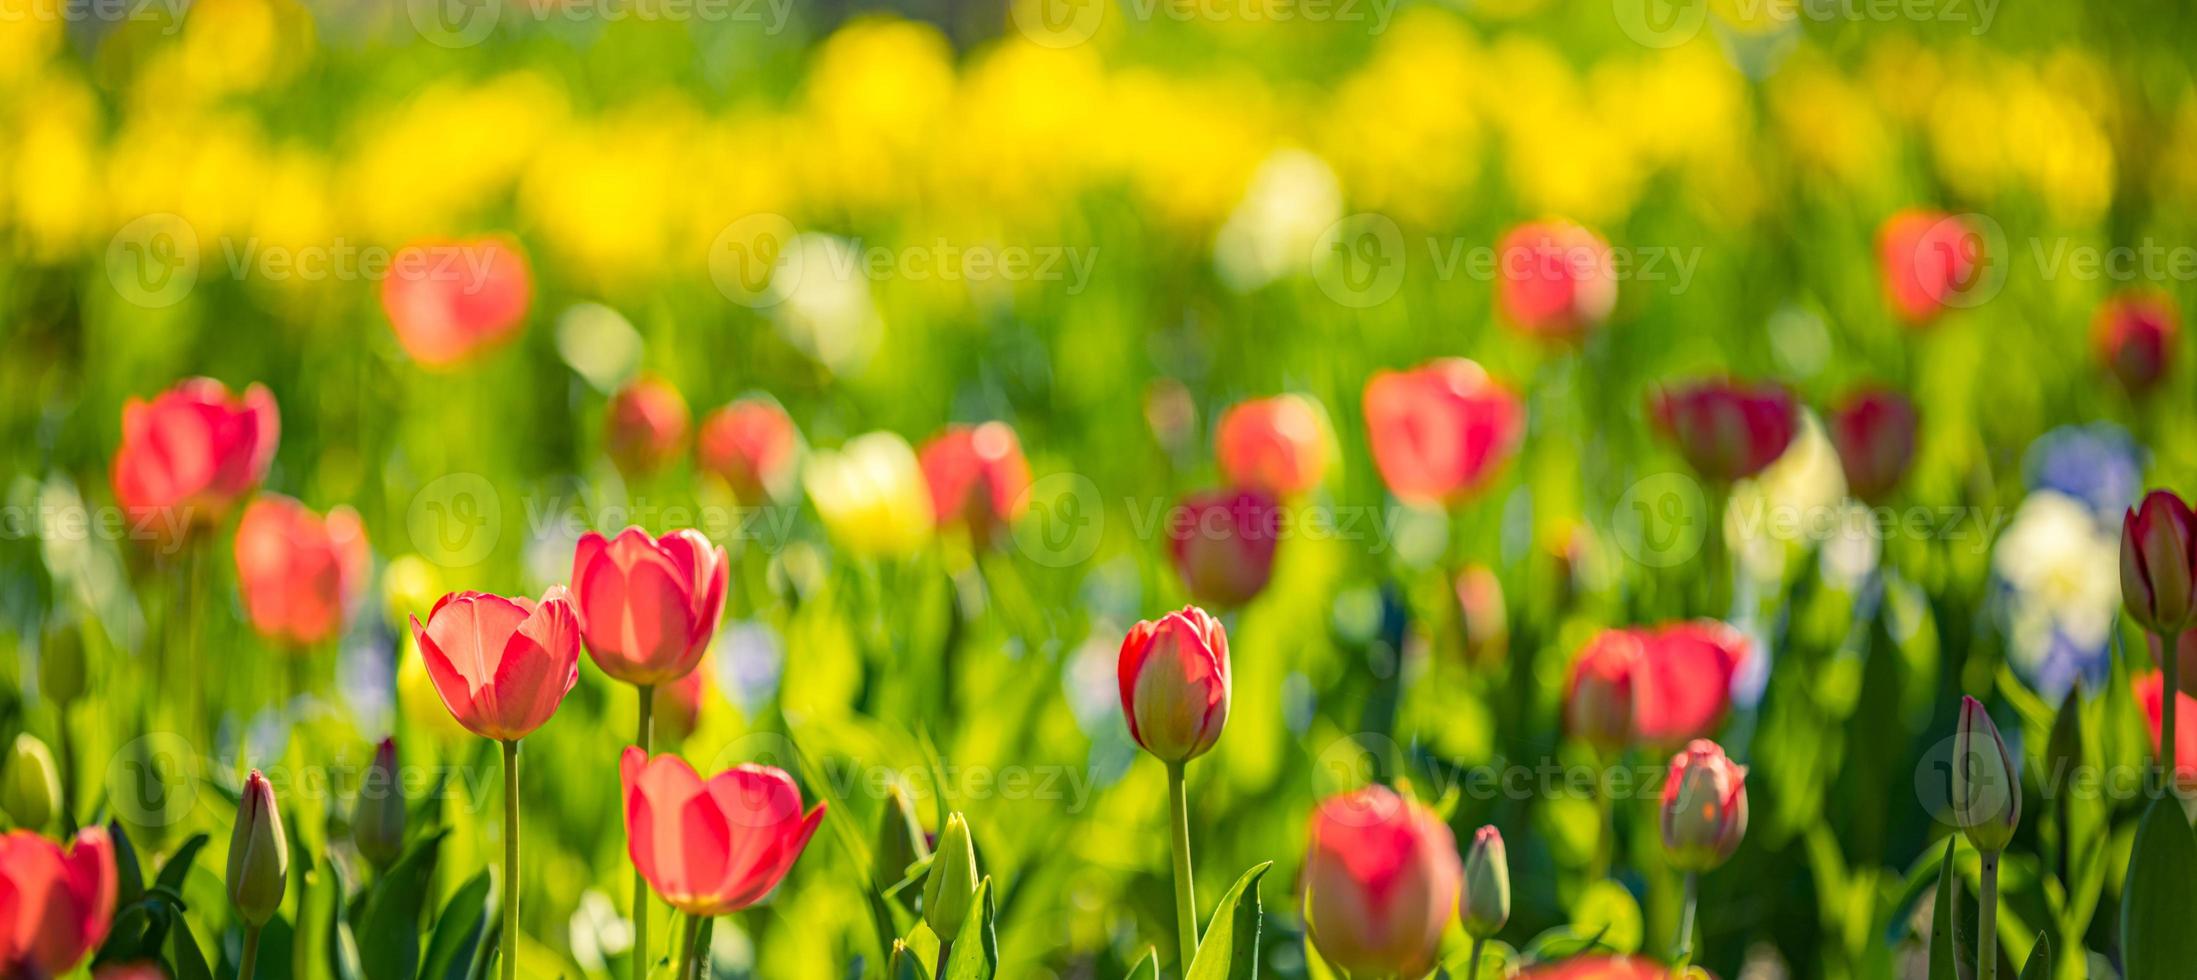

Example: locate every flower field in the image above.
[4,1,2197,978]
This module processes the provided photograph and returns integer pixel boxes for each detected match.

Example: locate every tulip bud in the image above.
[1878,209,1985,326]
[922,812,978,939]
[1650,380,1798,483]
[1458,825,1509,939]
[1117,607,1232,764]
[606,376,692,475]
[1215,394,1330,498]
[1302,786,1460,977]
[1952,697,2020,854]
[1660,740,1748,873]
[2093,290,2179,396]
[39,621,86,707]
[1826,388,1918,504]
[1,733,62,832]
[2121,490,2197,636]
[1165,489,1279,608]
[353,738,406,871]
[1494,219,1617,343]
[872,781,929,893]
[228,770,289,927]
[1566,631,1641,752]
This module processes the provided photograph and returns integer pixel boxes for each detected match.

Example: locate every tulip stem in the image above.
[1672,871,1698,969]
[679,914,706,980]
[1465,936,1486,980]
[239,924,262,980]
[633,685,654,980]
[502,739,520,980]
[2163,630,2182,797]
[934,939,953,979]
[1166,760,1199,965]
[1978,850,1999,980]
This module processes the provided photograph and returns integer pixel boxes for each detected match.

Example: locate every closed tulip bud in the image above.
[1495,219,1617,343]
[1952,697,2020,854]
[1565,630,1642,752]
[410,588,581,742]
[918,422,1033,549]
[1827,388,1918,504]
[606,376,692,476]
[1459,825,1510,939]
[228,770,289,927]
[2094,291,2180,396]
[922,812,978,939]
[1215,394,1330,497]
[2121,490,2197,636]
[1650,380,1798,483]
[40,620,86,707]
[872,782,929,892]
[1117,607,1231,764]
[352,738,406,871]
[1362,359,1525,507]
[697,397,802,503]
[1166,489,1280,608]
[1302,786,1461,977]
[380,237,532,371]
[1878,209,1985,326]
[2,734,61,832]
[1660,740,1748,873]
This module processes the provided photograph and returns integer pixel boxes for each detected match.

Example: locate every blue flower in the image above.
[2024,423,2141,521]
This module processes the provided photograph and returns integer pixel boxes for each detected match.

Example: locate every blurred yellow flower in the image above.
[8,76,100,260]
[800,16,955,214]
[342,72,568,245]
[805,432,934,560]
[520,95,702,290]
[397,629,471,746]
[1318,9,1481,229]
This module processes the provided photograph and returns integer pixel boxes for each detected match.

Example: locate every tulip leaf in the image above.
[943,876,998,980]
[1122,947,1158,980]
[889,939,933,980]
[2019,935,2051,980]
[1185,861,1272,980]
[152,832,210,895]
[1570,880,1644,954]
[158,904,212,980]
[420,869,496,980]
[327,861,367,980]
[1929,837,1958,980]
[110,819,147,910]
[361,828,448,980]
[2120,797,2197,980]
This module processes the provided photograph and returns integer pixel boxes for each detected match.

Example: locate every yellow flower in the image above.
[805,432,934,559]
[398,630,472,747]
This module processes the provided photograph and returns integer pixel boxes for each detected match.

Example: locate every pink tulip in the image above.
[1517,955,1667,979]
[1565,629,1642,752]
[410,588,581,741]
[620,746,825,916]
[1661,739,1748,872]
[380,238,532,370]
[1651,380,1797,482]
[2135,674,2197,789]
[572,527,727,687]
[111,378,278,536]
[1363,359,1525,506]
[1633,620,1748,745]
[1215,394,1328,497]
[0,826,116,977]
[1166,488,1279,607]
[1301,786,1461,978]
[918,422,1032,547]
[1495,219,1617,343]
[1117,606,1231,764]
[1827,388,1918,504]
[606,377,692,476]
[233,495,370,647]
[1878,209,1985,325]
[697,398,801,503]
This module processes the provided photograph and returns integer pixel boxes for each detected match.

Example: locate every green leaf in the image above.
[2120,797,2197,980]
[152,832,209,896]
[1185,862,1272,980]
[360,829,448,980]
[1122,947,1158,980]
[943,876,998,980]
[889,940,933,980]
[110,820,146,910]
[1569,879,1644,954]
[327,861,366,980]
[2018,935,2051,980]
[420,870,496,980]
[160,905,212,980]
[1929,837,1958,980]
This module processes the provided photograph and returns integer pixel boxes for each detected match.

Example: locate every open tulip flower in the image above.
[0,826,116,978]
[380,237,533,370]
[233,494,370,648]
[621,746,824,968]
[573,528,728,688]
[1362,359,1526,507]
[918,421,1033,548]
[411,588,582,741]
[111,377,279,537]
[1566,622,1747,750]
[1301,785,1461,979]
[1215,394,1329,497]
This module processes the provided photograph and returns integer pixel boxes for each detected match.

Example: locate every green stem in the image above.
[1592,753,1615,885]
[632,685,654,980]
[680,913,706,980]
[1165,760,1199,964]
[55,702,77,836]
[1978,851,2000,980]
[1465,936,1487,980]
[238,924,262,980]
[1672,872,1698,968]
[2163,630,2182,796]
[502,739,521,980]
[933,939,953,979]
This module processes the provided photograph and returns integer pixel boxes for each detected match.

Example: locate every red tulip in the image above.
[94,964,171,980]
[2148,631,2197,698]
[1454,564,1508,665]
[1215,394,1328,497]
[380,237,532,370]
[2094,291,2180,396]
[1633,620,1747,745]
[1661,739,1748,872]
[1363,359,1525,506]
[1117,606,1231,764]
[1827,388,1917,504]
[1517,955,1667,979]
[1495,219,1617,342]
[1565,629,1641,752]
[2134,673,2197,788]
[620,746,825,916]
[1878,209,1985,325]
[1301,785,1461,978]
[409,588,581,741]
[1166,488,1279,607]
[697,398,801,503]
[111,378,278,535]
[1651,380,1797,482]
[2121,490,2197,636]
[233,495,370,647]
[0,826,116,977]
[917,422,1032,547]
[572,527,727,687]
[606,377,692,475]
